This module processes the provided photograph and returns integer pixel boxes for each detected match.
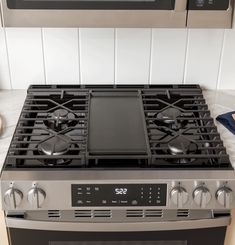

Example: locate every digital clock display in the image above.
[115,188,128,195]
[71,184,167,207]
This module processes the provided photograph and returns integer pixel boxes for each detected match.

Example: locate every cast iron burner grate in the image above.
[6,88,89,168]
[142,90,229,168]
[3,84,232,170]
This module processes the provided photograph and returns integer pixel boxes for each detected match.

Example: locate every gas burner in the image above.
[5,85,231,169]
[156,108,181,124]
[168,136,198,155]
[155,108,186,130]
[38,135,74,166]
[44,109,77,131]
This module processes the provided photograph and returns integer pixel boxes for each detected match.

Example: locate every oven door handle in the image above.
[6,216,231,232]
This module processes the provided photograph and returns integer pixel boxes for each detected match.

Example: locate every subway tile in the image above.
[6,28,45,89]
[150,29,187,84]
[80,28,115,84]
[0,29,11,89]
[43,28,80,84]
[184,29,224,89]
[115,28,151,84]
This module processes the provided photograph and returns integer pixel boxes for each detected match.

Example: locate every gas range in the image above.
[1,84,235,214]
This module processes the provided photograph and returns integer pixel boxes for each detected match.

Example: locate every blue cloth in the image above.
[216,111,235,135]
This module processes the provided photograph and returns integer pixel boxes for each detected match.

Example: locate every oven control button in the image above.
[216,187,233,208]
[170,186,188,208]
[28,187,46,208]
[4,188,23,209]
[193,186,211,208]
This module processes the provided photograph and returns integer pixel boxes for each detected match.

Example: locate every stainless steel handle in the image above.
[6,217,230,232]
[175,0,187,11]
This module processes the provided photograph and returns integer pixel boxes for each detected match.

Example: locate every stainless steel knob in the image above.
[216,186,233,208]
[28,187,46,208]
[4,187,23,209]
[170,186,188,208]
[193,186,211,208]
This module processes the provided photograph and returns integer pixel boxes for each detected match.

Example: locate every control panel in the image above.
[187,0,232,28]
[188,0,230,10]
[71,184,167,207]
[1,179,235,210]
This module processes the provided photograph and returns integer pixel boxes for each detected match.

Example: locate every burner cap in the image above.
[38,135,70,156]
[156,108,182,124]
[168,136,198,155]
[44,109,76,131]
[52,109,69,120]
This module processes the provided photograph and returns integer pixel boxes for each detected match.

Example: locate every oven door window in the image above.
[7,0,175,10]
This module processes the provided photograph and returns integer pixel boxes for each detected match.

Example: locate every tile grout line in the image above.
[2,28,13,89]
[216,29,226,91]
[114,28,118,85]
[41,28,47,84]
[148,28,153,85]
[113,28,116,85]
[182,29,190,85]
[77,28,82,85]
[0,0,12,89]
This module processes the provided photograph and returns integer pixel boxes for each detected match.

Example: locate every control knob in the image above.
[28,187,46,208]
[216,186,233,208]
[170,186,188,208]
[193,186,211,208]
[4,187,23,209]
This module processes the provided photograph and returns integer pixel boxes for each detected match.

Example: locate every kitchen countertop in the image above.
[0,89,235,245]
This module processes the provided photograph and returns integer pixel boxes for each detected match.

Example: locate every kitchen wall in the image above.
[0,16,235,89]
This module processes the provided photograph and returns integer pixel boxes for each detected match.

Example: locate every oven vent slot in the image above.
[177,209,189,217]
[126,210,144,218]
[74,210,92,218]
[74,210,111,218]
[93,210,112,218]
[126,209,163,218]
[48,210,61,219]
[145,209,163,218]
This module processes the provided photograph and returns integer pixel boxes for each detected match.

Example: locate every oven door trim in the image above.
[6,216,231,232]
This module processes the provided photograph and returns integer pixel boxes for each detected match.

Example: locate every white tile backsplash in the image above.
[115,28,151,84]
[218,28,235,89]
[184,29,225,89]
[42,28,80,84]
[80,28,115,84]
[6,28,45,89]
[0,29,11,89]
[150,29,187,84]
[0,26,235,89]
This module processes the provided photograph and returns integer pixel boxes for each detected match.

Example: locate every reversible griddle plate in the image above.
[88,91,148,155]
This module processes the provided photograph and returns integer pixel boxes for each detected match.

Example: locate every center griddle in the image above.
[89,92,147,155]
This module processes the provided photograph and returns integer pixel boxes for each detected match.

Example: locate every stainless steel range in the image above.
[1,84,234,245]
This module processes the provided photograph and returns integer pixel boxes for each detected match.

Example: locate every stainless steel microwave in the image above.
[0,0,234,28]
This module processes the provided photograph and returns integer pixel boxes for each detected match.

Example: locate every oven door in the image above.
[1,0,187,27]
[6,216,229,245]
